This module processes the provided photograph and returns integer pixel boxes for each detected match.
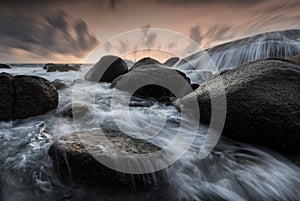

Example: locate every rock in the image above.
[48,129,167,189]
[0,73,14,121]
[0,63,11,69]
[44,63,80,72]
[163,57,179,67]
[13,76,58,119]
[0,74,58,121]
[130,57,161,71]
[51,79,68,90]
[178,29,300,71]
[111,64,194,103]
[288,54,300,65]
[84,55,128,83]
[180,59,300,154]
[59,102,89,118]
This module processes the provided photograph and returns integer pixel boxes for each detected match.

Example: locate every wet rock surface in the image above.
[0,73,58,121]
[163,57,179,67]
[44,63,80,72]
[48,129,167,189]
[85,55,128,83]
[111,64,194,104]
[0,64,11,69]
[181,59,300,154]
[130,57,161,71]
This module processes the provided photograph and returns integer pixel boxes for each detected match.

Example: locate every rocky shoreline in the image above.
[1,30,300,192]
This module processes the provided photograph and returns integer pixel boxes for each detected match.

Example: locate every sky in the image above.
[0,0,299,63]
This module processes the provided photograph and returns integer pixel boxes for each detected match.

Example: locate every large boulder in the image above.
[13,76,58,119]
[163,57,179,67]
[0,73,58,121]
[0,73,14,121]
[44,63,80,72]
[180,59,300,154]
[130,57,161,71]
[0,64,11,69]
[178,29,300,71]
[85,55,128,83]
[111,64,194,103]
[48,129,167,189]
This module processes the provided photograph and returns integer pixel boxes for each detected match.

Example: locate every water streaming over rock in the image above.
[177,29,300,80]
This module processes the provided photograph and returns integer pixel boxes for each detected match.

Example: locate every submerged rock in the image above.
[130,57,161,71]
[0,73,58,121]
[111,64,194,104]
[0,64,11,69]
[180,59,300,154]
[44,63,80,72]
[85,55,128,83]
[59,102,90,118]
[51,79,68,90]
[48,129,167,189]
[163,57,179,67]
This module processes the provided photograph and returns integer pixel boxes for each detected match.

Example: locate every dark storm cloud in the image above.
[0,10,99,59]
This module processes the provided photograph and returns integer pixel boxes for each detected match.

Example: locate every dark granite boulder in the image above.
[180,59,300,154]
[84,55,128,83]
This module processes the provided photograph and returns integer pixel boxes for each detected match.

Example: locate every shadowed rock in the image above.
[180,59,300,154]
[51,79,68,90]
[13,76,58,119]
[0,73,14,121]
[130,57,161,71]
[85,55,128,83]
[48,129,167,189]
[44,63,80,72]
[0,73,58,121]
[111,64,194,104]
[0,64,11,69]
[163,57,179,67]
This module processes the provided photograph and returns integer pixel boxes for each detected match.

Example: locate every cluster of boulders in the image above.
[43,63,81,72]
[85,55,195,103]
[0,73,58,121]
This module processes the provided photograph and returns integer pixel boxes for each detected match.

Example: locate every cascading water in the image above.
[1,63,300,201]
[177,29,300,76]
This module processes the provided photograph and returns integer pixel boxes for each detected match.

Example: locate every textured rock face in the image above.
[44,63,80,72]
[180,59,300,154]
[0,74,58,121]
[163,57,179,67]
[111,64,194,103]
[48,129,167,189]
[0,64,11,69]
[0,73,14,121]
[130,57,161,71]
[85,55,128,83]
